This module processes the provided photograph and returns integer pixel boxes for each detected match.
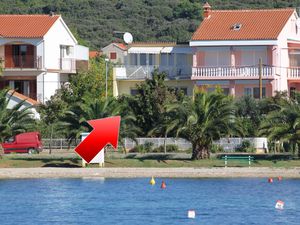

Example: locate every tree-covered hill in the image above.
[0,0,299,49]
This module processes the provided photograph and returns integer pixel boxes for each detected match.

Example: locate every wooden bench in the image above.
[221,155,254,167]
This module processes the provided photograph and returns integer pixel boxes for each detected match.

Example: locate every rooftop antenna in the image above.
[123,32,133,44]
[113,31,133,44]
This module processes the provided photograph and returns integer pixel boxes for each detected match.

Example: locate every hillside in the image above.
[0,0,299,49]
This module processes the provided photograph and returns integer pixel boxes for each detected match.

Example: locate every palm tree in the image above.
[0,89,35,155]
[167,92,234,159]
[260,92,300,155]
[59,97,140,151]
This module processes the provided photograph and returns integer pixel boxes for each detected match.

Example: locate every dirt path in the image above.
[0,167,300,179]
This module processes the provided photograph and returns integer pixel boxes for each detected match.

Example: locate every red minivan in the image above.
[1,132,43,154]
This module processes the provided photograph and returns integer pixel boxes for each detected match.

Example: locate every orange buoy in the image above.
[161,181,166,189]
[268,178,273,183]
[278,176,283,181]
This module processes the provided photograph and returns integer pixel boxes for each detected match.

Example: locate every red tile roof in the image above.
[0,14,60,38]
[114,43,127,50]
[192,8,295,41]
[89,51,102,58]
[8,90,39,105]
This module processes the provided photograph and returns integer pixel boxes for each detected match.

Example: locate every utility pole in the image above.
[105,58,109,99]
[259,58,263,99]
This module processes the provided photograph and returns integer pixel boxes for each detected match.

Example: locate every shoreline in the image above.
[0,167,300,179]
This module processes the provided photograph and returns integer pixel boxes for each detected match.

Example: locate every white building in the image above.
[0,14,89,103]
[113,42,195,96]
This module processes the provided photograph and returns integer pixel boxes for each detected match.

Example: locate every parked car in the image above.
[0,132,43,154]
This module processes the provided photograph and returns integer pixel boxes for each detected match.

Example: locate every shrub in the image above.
[236,140,255,153]
[210,144,224,153]
[153,144,179,153]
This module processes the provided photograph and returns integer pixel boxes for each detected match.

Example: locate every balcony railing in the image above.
[3,55,43,70]
[59,58,76,73]
[115,65,192,80]
[192,66,276,80]
[287,67,300,79]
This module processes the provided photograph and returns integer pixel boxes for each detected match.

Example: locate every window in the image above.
[223,88,230,95]
[129,54,138,65]
[140,54,147,65]
[253,87,266,99]
[130,89,139,96]
[241,49,267,66]
[232,23,242,31]
[110,52,117,60]
[205,51,230,67]
[244,88,252,96]
[244,87,266,98]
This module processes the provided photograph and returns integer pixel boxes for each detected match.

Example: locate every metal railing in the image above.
[115,65,192,80]
[4,55,43,70]
[42,137,267,152]
[192,66,275,79]
[59,58,76,73]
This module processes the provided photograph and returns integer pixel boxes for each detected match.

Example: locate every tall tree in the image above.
[127,70,177,136]
[260,92,300,156]
[167,91,234,159]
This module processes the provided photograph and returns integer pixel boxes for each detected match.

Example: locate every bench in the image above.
[221,155,254,167]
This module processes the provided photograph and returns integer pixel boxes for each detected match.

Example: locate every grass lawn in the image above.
[0,153,300,168]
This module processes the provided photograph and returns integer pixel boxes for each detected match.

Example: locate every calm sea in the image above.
[0,178,299,225]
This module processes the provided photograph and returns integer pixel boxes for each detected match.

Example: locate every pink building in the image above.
[190,3,300,98]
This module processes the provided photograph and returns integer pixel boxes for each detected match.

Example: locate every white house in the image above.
[113,42,195,96]
[0,14,89,103]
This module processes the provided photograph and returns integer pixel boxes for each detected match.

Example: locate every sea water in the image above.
[0,178,299,225]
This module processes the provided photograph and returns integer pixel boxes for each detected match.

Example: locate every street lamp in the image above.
[105,58,109,99]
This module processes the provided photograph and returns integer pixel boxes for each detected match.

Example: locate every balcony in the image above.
[59,58,76,73]
[115,65,192,80]
[192,66,276,80]
[3,55,43,71]
[287,67,300,80]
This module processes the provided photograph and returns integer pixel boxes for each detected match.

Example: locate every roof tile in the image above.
[192,8,295,41]
[0,14,60,38]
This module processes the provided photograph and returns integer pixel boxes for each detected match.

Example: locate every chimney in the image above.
[49,11,54,17]
[203,2,211,19]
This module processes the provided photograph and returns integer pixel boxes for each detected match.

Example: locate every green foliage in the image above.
[59,56,113,104]
[167,91,234,159]
[0,89,35,142]
[130,142,154,154]
[236,140,255,153]
[153,144,179,153]
[210,144,224,153]
[3,0,299,49]
[260,92,300,156]
[128,70,178,136]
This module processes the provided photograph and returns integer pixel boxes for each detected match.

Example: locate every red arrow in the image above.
[75,116,121,163]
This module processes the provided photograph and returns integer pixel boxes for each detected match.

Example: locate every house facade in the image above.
[101,43,127,64]
[0,14,89,103]
[113,42,195,96]
[190,3,300,98]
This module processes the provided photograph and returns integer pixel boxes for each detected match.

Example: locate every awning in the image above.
[128,47,163,54]
[161,47,194,54]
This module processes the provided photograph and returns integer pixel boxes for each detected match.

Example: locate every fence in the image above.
[42,137,268,152]
[43,139,78,150]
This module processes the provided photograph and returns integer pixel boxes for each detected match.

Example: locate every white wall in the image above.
[75,45,89,60]
[37,72,65,103]
[43,17,77,70]
[6,95,40,119]
[276,12,300,92]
